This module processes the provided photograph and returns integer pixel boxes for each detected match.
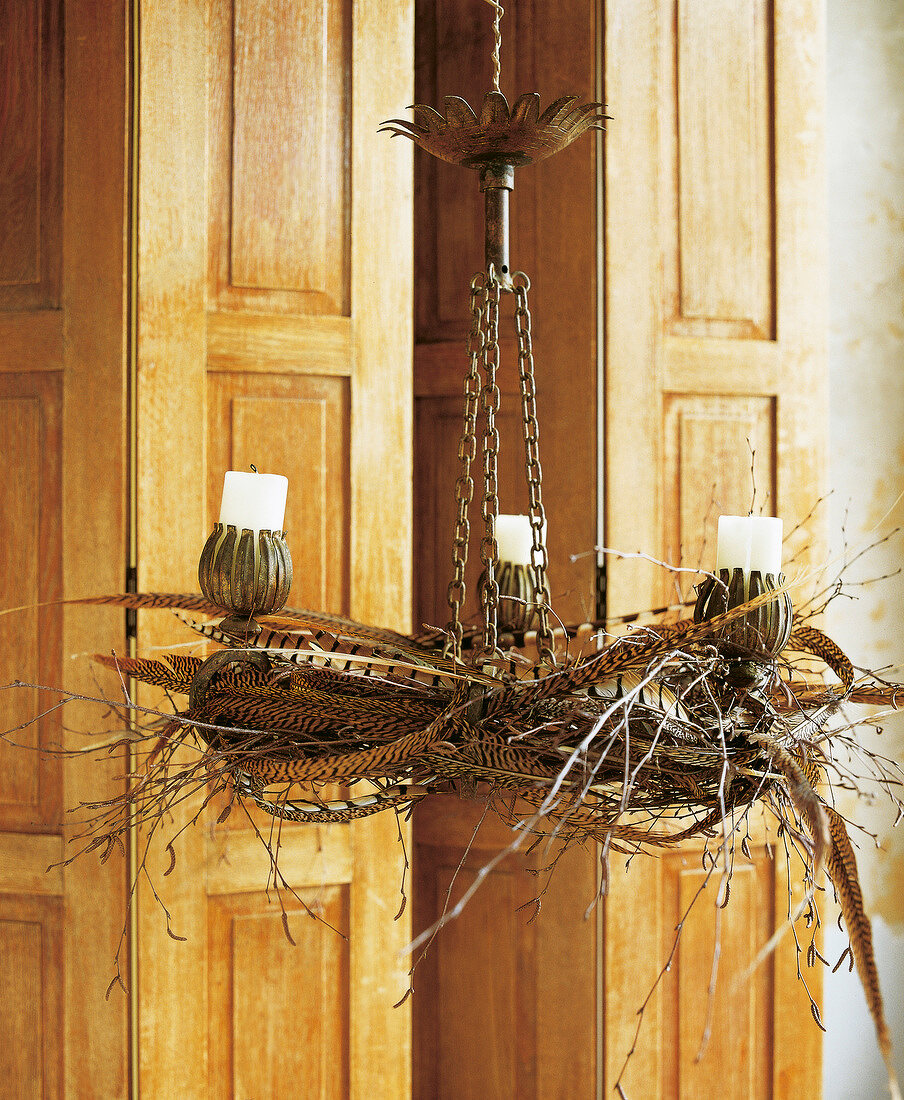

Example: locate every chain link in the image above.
[513,273,556,664]
[446,274,485,661]
[447,269,554,668]
[478,270,502,659]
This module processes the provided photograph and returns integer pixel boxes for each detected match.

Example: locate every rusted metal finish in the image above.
[479,561,540,637]
[382,91,604,291]
[188,648,272,713]
[512,275,555,662]
[482,169,512,287]
[198,522,293,638]
[693,568,793,657]
[444,271,554,664]
[446,276,486,660]
[380,91,607,170]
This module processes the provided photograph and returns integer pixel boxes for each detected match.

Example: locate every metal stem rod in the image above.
[480,162,515,287]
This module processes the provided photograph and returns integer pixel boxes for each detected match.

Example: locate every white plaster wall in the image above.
[824,1,904,1096]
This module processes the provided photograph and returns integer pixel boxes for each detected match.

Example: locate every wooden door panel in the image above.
[206,823,352,895]
[672,861,765,1099]
[208,372,351,615]
[415,391,529,631]
[209,889,350,1100]
[606,835,821,1099]
[0,896,63,1100]
[415,0,535,342]
[414,0,598,633]
[0,0,130,1093]
[59,0,132,1092]
[667,0,774,339]
[207,312,352,377]
[662,393,776,570]
[0,377,62,830]
[209,0,352,314]
[0,397,41,815]
[412,0,599,1096]
[414,796,597,1100]
[428,861,526,1099]
[606,0,827,613]
[413,0,826,1096]
[616,849,774,1100]
[0,0,63,311]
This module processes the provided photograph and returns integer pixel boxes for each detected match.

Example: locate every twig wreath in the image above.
[4,515,902,1097]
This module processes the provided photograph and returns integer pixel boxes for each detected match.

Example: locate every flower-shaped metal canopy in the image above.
[380,90,608,169]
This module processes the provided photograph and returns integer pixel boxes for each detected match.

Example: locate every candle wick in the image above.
[250,464,258,473]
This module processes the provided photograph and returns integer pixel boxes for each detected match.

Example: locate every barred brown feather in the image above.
[825,806,901,1099]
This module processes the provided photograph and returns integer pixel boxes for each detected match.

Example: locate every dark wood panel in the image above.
[208,373,351,616]
[0,313,63,372]
[413,794,597,1099]
[413,842,535,1097]
[0,0,62,310]
[436,863,522,1097]
[415,0,536,341]
[0,377,62,831]
[415,395,529,634]
[0,0,41,288]
[414,0,598,631]
[0,918,43,1098]
[210,0,351,315]
[413,4,601,1086]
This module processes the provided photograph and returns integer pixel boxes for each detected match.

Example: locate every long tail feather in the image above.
[825,806,901,1100]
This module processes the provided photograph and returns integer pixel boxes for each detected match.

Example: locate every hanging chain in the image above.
[478,270,502,659]
[448,270,555,667]
[513,273,556,664]
[446,275,485,661]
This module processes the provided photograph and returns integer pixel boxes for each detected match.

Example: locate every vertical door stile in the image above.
[349,2,415,1096]
[135,0,209,1095]
[63,0,131,1094]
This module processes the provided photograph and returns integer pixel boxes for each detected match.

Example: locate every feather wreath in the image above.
[5,585,904,1095]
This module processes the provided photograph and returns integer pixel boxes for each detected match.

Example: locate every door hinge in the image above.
[595,561,607,623]
[125,565,138,640]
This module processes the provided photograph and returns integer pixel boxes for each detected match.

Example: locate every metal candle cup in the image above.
[198,523,293,639]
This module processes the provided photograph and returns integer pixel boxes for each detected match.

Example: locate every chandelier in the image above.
[17,2,902,1093]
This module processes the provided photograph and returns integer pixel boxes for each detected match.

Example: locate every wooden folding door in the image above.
[135,1,415,1096]
[413,1,827,1097]
[0,1,131,1094]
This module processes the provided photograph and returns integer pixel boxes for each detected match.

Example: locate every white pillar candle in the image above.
[715,514,783,575]
[218,471,288,533]
[748,517,783,576]
[496,514,534,565]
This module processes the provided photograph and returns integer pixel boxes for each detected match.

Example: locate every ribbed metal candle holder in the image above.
[693,568,792,658]
[198,523,293,638]
[478,561,540,638]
